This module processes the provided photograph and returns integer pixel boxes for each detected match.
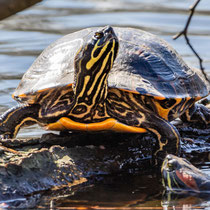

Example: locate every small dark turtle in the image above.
[0,26,209,161]
[162,154,210,192]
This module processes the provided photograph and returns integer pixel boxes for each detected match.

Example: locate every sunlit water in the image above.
[0,0,209,208]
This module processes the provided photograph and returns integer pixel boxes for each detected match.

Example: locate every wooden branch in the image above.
[173,0,210,83]
[0,0,42,21]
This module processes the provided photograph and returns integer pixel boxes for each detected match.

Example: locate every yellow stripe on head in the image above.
[86,39,113,70]
[71,26,119,120]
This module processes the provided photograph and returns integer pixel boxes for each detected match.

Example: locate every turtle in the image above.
[162,154,210,193]
[0,26,209,161]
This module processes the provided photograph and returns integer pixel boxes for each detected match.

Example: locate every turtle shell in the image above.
[14,27,209,101]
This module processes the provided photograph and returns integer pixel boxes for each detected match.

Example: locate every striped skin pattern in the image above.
[12,85,196,124]
[162,154,210,192]
[15,83,198,125]
[35,85,74,120]
[106,88,196,125]
[70,29,118,122]
[0,78,195,142]
[0,105,40,139]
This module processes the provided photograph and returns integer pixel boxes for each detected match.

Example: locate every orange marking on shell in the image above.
[117,88,139,94]
[15,93,37,104]
[176,170,199,191]
[37,87,51,93]
[194,96,203,102]
[37,83,72,93]
[153,100,169,120]
[118,88,166,100]
[186,97,191,100]
[60,117,87,131]
[111,121,147,133]
[18,93,27,98]
[45,117,147,133]
[87,118,116,131]
[45,121,66,131]
[153,96,166,100]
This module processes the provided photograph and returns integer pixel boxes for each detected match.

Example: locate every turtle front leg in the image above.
[0,104,40,139]
[180,104,210,126]
[141,113,181,165]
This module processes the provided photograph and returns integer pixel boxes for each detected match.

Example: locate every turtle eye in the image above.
[94,31,103,39]
[167,159,177,171]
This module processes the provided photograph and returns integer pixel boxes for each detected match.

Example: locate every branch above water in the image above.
[173,0,210,83]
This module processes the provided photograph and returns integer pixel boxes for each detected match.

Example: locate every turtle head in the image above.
[74,26,118,74]
[161,154,200,192]
[73,26,119,103]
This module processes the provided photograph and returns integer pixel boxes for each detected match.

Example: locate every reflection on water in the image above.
[0,0,209,208]
[39,174,210,209]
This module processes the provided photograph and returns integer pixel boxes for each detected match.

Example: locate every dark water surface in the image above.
[0,0,210,208]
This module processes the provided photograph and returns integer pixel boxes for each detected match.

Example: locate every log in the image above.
[0,0,42,21]
[0,121,209,206]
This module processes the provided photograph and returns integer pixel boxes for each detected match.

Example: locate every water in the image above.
[0,0,209,208]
